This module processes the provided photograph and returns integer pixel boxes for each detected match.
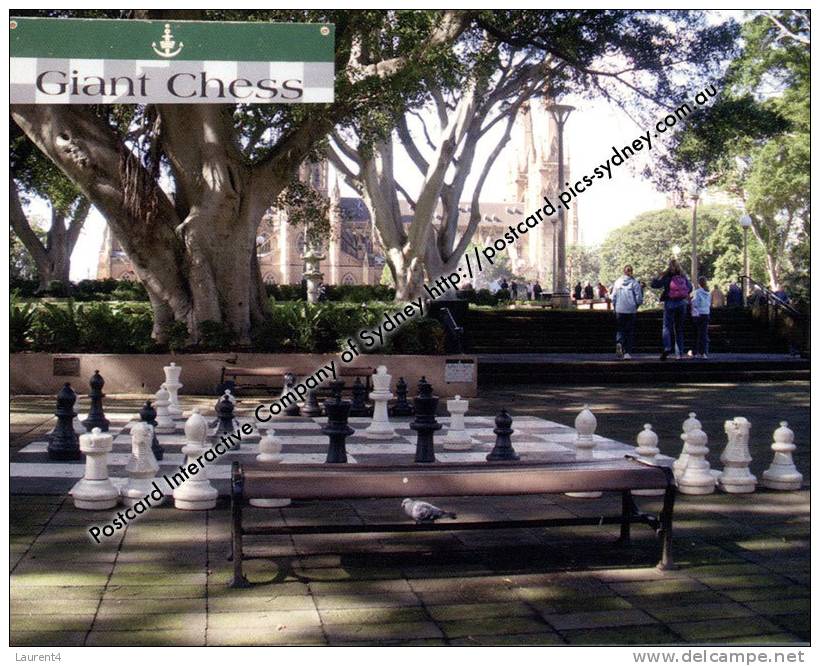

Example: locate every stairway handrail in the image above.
[741,275,804,319]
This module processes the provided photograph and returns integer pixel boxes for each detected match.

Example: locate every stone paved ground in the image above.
[10,382,810,647]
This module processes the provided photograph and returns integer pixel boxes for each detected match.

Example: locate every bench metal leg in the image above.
[617,490,636,544]
[228,464,251,588]
[656,478,677,571]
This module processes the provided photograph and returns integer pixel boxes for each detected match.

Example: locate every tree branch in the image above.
[10,178,49,268]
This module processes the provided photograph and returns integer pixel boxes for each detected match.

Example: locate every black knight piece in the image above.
[322,396,354,463]
[486,409,519,461]
[283,373,301,416]
[82,369,110,432]
[139,400,165,461]
[410,378,441,463]
[47,383,81,460]
[301,387,323,417]
[349,377,371,417]
[389,376,414,417]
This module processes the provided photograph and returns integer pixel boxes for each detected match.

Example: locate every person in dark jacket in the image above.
[573,282,583,300]
[650,259,692,360]
[583,283,594,300]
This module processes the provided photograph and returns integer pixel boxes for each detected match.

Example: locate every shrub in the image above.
[469,289,498,306]
[31,300,81,351]
[386,317,446,354]
[45,280,72,298]
[10,294,36,352]
[163,320,190,352]
[198,320,237,351]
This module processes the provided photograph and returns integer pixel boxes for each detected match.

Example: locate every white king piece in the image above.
[364,366,397,439]
[163,361,183,418]
[70,427,119,510]
[174,408,218,510]
[762,421,803,491]
[444,395,475,450]
[566,405,602,498]
[250,428,291,508]
[718,417,757,494]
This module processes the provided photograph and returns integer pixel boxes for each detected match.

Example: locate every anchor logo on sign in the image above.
[152,23,183,58]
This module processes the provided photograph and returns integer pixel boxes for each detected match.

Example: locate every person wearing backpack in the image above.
[611,265,643,359]
[650,259,693,360]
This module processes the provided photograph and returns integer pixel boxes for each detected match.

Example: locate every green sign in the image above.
[10,17,335,104]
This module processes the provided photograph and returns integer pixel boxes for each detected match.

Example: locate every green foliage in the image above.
[10,226,42,281]
[10,294,36,352]
[386,317,446,354]
[11,277,152,301]
[197,321,237,351]
[31,300,81,351]
[265,283,396,303]
[163,321,190,353]
[567,244,601,287]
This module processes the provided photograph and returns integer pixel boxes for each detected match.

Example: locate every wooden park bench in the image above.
[227,457,676,587]
[220,365,374,396]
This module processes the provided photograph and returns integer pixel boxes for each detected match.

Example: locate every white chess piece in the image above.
[122,421,165,507]
[718,417,757,493]
[249,428,291,508]
[633,424,665,497]
[364,366,397,439]
[566,405,602,498]
[154,384,176,434]
[174,408,218,510]
[762,421,803,490]
[444,395,475,450]
[70,427,119,510]
[163,362,183,418]
[677,425,716,495]
[673,412,701,481]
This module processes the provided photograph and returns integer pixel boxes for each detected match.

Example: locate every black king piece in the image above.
[486,409,519,461]
[410,378,441,463]
[47,383,80,460]
[82,370,110,432]
[322,396,354,463]
[139,400,165,461]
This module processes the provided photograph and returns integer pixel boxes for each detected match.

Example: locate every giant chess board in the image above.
[12,410,666,496]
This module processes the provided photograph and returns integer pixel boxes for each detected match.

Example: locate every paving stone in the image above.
[605,578,709,596]
[107,571,208,587]
[207,609,320,630]
[530,595,635,614]
[93,612,206,632]
[9,571,112,586]
[449,632,566,646]
[720,633,805,645]
[416,587,520,605]
[563,624,681,645]
[766,613,810,640]
[98,597,207,616]
[670,617,784,642]
[542,608,656,631]
[645,602,755,623]
[206,627,327,646]
[11,584,107,600]
[207,580,310,597]
[309,579,414,594]
[745,598,810,616]
[426,601,536,622]
[11,613,97,632]
[86,629,206,646]
[208,594,316,613]
[11,598,101,616]
[319,606,429,625]
[721,585,810,603]
[439,615,552,639]
[102,584,205,599]
[695,574,794,590]
[323,620,443,642]
[10,630,87,646]
[331,638,450,646]
[313,592,421,610]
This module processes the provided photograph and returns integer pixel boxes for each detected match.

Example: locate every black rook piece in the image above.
[486,409,519,461]
[283,373,301,416]
[349,377,371,417]
[322,396,354,463]
[47,383,81,460]
[329,379,345,401]
[301,387,323,417]
[82,370,110,432]
[389,376,414,417]
[139,400,165,461]
[410,379,442,463]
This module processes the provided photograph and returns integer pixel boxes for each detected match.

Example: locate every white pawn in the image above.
[249,428,291,508]
[677,426,716,495]
[718,417,757,494]
[163,361,184,418]
[673,412,701,481]
[633,424,665,497]
[70,427,119,509]
[567,405,602,498]
[364,366,397,439]
[122,421,165,507]
[153,384,176,434]
[762,421,803,490]
[444,395,475,450]
[174,408,218,510]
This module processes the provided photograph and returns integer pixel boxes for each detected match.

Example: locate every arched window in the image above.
[120,271,137,281]
[262,273,277,285]
[256,233,273,257]
[342,273,356,285]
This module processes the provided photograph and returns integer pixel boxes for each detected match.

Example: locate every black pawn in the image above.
[301,387,323,417]
[139,400,164,461]
[215,394,238,447]
[283,373,301,416]
[329,379,345,401]
[349,377,371,417]
[82,370,110,432]
[410,379,441,463]
[322,396,354,463]
[389,376,414,417]
[486,409,519,461]
[47,383,80,460]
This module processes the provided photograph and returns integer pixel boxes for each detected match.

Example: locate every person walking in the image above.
[583,282,594,300]
[533,281,543,301]
[691,276,711,358]
[651,259,692,360]
[710,283,725,308]
[726,281,742,307]
[611,265,643,360]
[573,282,583,301]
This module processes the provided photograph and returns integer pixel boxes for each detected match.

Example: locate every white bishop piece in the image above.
[70,427,119,510]
[633,424,665,497]
[163,361,183,418]
[566,405,602,498]
[364,366,397,439]
[677,424,716,495]
[250,428,291,508]
[444,395,475,450]
[718,417,757,494]
[122,421,165,507]
[173,408,218,510]
[762,421,803,490]
[673,412,701,481]
[154,384,176,434]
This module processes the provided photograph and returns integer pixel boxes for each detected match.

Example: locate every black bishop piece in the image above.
[486,409,519,461]
[82,370,110,432]
[410,378,441,463]
[322,396,354,463]
[349,377,371,417]
[389,376,414,417]
[139,400,165,461]
[47,383,81,460]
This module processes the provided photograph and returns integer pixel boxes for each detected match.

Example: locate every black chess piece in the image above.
[322,396,354,463]
[215,394,238,446]
[349,377,371,417]
[329,379,345,401]
[139,400,165,461]
[301,387,323,417]
[82,370,110,432]
[47,383,81,460]
[486,409,519,461]
[283,373,301,416]
[410,379,441,463]
[389,376,414,417]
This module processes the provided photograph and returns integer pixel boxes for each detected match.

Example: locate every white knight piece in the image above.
[173,408,218,510]
[70,427,119,510]
[122,421,165,507]
[718,417,757,494]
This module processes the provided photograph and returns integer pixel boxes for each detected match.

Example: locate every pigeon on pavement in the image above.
[402,498,457,523]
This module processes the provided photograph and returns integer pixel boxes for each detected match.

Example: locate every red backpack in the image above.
[668,275,690,300]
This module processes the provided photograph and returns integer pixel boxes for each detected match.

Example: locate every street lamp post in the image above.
[545,101,575,307]
[740,213,752,306]
[688,185,700,281]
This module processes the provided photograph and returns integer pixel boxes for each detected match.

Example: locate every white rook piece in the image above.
[174,408,218,510]
[70,427,119,510]
[566,405,602,498]
[673,412,701,481]
[249,428,291,508]
[444,395,474,450]
[154,384,176,433]
[677,425,716,495]
[163,362,183,418]
[718,417,757,494]
[364,366,397,439]
[762,421,803,490]
[633,424,665,497]
[123,421,165,507]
